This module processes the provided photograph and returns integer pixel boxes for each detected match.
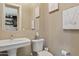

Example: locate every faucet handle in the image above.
[10,35,14,40]
[11,35,13,37]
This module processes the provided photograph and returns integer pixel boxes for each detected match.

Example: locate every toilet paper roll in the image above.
[44,48,48,51]
[61,50,70,56]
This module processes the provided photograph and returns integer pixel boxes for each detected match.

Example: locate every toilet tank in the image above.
[32,39,44,52]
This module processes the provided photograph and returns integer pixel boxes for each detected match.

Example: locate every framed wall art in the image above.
[48,3,58,13]
[34,6,40,18]
[63,6,79,29]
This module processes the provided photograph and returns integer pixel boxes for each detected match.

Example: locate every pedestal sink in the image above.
[0,38,31,56]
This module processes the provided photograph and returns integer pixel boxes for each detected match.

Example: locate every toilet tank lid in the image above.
[32,39,44,42]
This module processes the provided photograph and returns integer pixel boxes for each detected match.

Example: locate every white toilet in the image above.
[32,39,53,56]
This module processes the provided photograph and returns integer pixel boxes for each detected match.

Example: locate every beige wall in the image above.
[1,3,79,56]
[39,3,79,56]
[0,3,35,56]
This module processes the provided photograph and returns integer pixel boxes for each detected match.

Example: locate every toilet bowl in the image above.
[32,39,53,56]
[37,50,53,56]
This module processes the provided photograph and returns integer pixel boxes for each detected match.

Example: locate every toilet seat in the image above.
[37,50,53,56]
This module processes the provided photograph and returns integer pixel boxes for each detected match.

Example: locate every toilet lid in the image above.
[37,50,53,56]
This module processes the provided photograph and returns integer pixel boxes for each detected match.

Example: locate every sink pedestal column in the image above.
[8,49,17,56]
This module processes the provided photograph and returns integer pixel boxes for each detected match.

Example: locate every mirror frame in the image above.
[2,3,22,32]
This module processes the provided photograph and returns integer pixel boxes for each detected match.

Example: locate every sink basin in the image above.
[0,38,31,56]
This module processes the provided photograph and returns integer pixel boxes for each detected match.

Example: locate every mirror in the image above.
[3,4,21,31]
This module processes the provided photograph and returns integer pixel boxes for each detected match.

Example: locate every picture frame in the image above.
[34,6,40,18]
[35,18,39,31]
[48,3,58,13]
[63,6,79,29]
